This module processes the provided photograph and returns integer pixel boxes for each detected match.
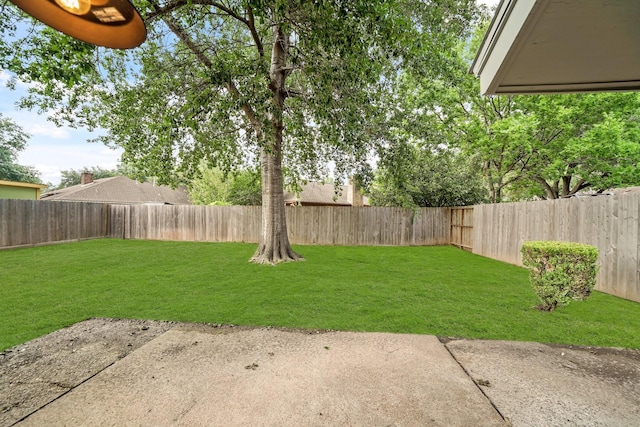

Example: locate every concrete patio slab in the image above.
[17,328,505,426]
[445,339,640,427]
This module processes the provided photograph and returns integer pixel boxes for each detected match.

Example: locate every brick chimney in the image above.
[81,172,94,185]
[347,177,364,207]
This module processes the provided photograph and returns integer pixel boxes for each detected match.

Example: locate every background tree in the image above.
[227,168,262,206]
[370,145,486,208]
[0,114,41,183]
[189,164,262,206]
[460,89,640,201]
[368,58,487,208]
[399,21,640,202]
[1,0,478,263]
[516,95,640,199]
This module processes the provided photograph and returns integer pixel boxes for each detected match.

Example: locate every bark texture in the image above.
[250,23,303,264]
[251,146,302,264]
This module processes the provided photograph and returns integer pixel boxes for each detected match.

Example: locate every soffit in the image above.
[472,0,640,94]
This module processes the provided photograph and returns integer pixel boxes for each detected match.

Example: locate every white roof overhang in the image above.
[471,0,640,95]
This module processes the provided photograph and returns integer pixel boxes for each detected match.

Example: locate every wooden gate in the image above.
[450,207,474,251]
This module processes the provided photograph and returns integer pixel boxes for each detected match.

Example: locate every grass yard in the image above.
[1,239,639,351]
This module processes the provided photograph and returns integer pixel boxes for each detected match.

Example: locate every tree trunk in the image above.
[561,175,572,197]
[533,176,559,199]
[494,186,502,203]
[251,144,302,264]
[250,23,303,264]
[488,182,502,203]
[488,187,497,203]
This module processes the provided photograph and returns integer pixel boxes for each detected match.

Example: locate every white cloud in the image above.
[27,123,70,139]
[18,140,123,185]
[1,70,125,185]
[0,70,9,85]
[0,70,36,92]
[33,164,64,185]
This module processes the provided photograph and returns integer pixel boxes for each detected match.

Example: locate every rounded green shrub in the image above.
[521,241,599,311]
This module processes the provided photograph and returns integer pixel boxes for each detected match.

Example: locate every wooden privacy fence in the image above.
[286,206,449,245]
[109,205,263,243]
[473,194,640,303]
[0,199,108,248]
[109,205,451,246]
[0,202,449,248]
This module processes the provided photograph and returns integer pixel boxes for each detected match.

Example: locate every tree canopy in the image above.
[396,22,640,203]
[189,164,262,205]
[370,146,486,208]
[1,0,479,263]
[0,114,41,183]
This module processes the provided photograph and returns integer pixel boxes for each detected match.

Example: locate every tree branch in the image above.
[568,178,590,196]
[246,5,264,58]
[224,80,262,131]
[533,176,557,199]
[146,0,249,25]
[489,96,504,119]
[148,1,263,134]
[154,6,213,68]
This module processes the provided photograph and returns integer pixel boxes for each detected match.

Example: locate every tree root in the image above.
[250,243,304,265]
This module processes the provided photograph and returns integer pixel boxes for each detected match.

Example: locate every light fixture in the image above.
[54,0,91,16]
[9,0,146,49]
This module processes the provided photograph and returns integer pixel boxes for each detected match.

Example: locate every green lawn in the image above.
[1,239,639,350]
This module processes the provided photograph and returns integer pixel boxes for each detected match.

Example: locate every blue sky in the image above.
[1,0,499,186]
[1,71,123,185]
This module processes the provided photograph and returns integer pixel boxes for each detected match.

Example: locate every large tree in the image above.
[400,22,640,203]
[0,113,41,183]
[367,62,487,208]
[1,0,477,263]
[514,94,640,199]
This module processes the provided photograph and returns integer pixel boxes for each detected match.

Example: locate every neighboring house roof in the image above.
[612,186,640,196]
[40,176,191,205]
[569,186,640,198]
[0,179,48,200]
[0,179,48,189]
[472,0,640,94]
[283,182,369,207]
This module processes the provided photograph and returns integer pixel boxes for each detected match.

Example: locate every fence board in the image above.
[285,206,445,246]
[617,195,638,300]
